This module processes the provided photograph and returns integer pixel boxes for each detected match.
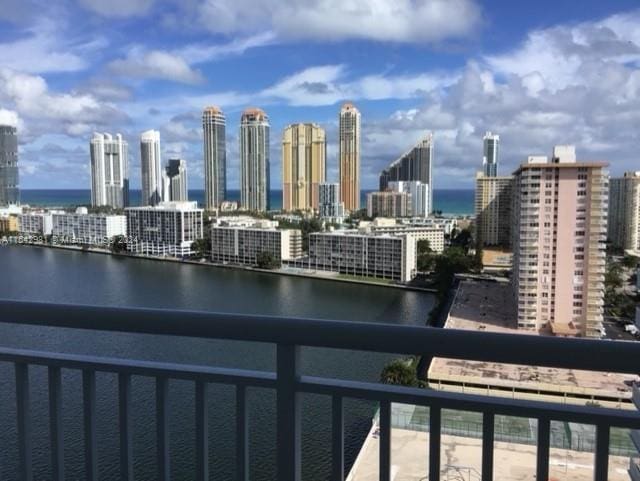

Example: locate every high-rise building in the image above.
[282,123,326,211]
[608,171,640,254]
[319,182,345,222]
[366,191,412,218]
[511,146,608,338]
[388,181,430,217]
[339,102,361,212]
[140,130,163,206]
[0,125,19,206]
[163,159,188,202]
[125,201,203,256]
[90,133,129,208]
[240,108,270,212]
[203,106,226,210]
[483,131,500,177]
[475,172,513,246]
[379,133,433,214]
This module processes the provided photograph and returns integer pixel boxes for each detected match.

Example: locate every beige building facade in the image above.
[339,103,361,212]
[282,123,326,212]
[475,172,513,246]
[512,146,608,338]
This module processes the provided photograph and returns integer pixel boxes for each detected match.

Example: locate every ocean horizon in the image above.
[17,188,475,215]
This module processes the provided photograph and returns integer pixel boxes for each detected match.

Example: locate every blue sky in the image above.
[1,0,640,191]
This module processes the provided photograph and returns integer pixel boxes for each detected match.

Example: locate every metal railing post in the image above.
[277,344,301,481]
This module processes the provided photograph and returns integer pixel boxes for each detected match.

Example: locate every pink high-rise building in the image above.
[512,146,608,338]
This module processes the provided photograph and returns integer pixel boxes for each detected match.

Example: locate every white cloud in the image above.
[0,68,128,138]
[0,19,92,73]
[196,0,481,43]
[77,0,154,17]
[361,10,640,188]
[259,64,456,106]
[176,32,277,65]
[108,48,205,84]
[0,109,21,128]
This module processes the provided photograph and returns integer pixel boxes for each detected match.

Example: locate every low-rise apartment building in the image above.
[0,215,18,233]
[125,201,203,256]
[308,230,417,282]
[366,191,412,218]
[52,211,126,245]
[359,219,445,254]
[211,217,302,266]
[17,212,54,236]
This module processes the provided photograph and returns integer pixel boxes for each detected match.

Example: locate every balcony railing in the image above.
[1,299,640,481]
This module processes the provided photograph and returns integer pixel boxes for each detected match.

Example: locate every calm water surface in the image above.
[0,245,435,480]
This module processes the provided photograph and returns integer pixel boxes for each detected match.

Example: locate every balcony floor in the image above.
[347,426,630,481]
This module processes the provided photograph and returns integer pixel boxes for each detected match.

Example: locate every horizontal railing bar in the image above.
[0,347,276,387]
[297,376,640,429]
[1,300,640,374]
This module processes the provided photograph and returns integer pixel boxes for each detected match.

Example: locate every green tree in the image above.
[380,358,423,387]
[192,238,209,259]
[110,235,128,253]
[256,251,281,269]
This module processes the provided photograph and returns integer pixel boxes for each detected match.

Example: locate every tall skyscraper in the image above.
[483,131,500,177]
[90,133,129,208]
[511,146,608,338]
[475,172,513,246]
[203,106,226,210]
[608,171,640,254]
[140,130,162,206]
[282,123,326,212]
[379,133,433,214]
[339,102,361,212]
[0,125,19,206]
[163,159,188,202]
[240,108,270,212]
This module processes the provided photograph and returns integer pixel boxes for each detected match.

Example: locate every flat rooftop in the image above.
[428,280,636,403]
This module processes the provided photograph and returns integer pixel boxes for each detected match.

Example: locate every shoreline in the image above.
[16,242,438,293]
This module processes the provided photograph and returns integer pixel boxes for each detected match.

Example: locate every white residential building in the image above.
[483,131,500,177]
[308,230,417,282]
[319,182,345,223]
[400,217,458,237]
[125,201,203,257]
[90,133,129,208]
[140,130,163,206]
[388,180,430,217]
[361,220,445,254]
[52,211,126,245]
[163,159,188,202]
[211,217,302,265]
[17,212,54,236]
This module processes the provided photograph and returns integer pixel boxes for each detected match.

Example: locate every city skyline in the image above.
[2,2,640,191]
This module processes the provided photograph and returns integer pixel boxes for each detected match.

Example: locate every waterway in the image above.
[0,245,435,480]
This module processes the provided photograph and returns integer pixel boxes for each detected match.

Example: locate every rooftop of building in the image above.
[241,107,268,120]
[125,201,202,212]
[202,105,223,115]
[428,279,637,400]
